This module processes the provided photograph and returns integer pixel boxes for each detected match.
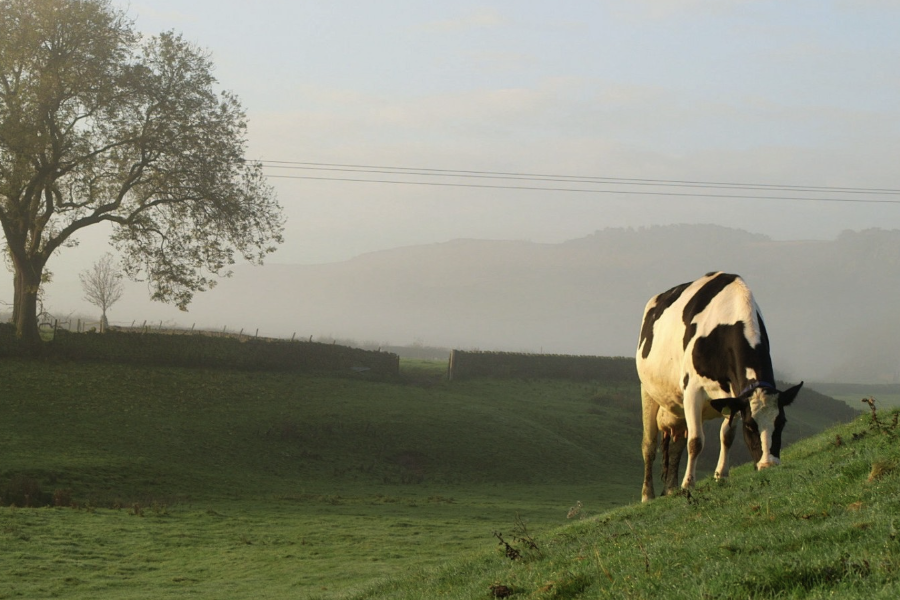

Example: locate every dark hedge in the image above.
[448,349,637,382]
[0,325,399,375]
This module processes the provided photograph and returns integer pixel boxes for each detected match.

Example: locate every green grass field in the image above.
[0,358,869,598]
[348,406,900,599]
[0,359,637,598]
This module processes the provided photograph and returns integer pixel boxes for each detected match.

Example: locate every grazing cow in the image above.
[636,272,803,502]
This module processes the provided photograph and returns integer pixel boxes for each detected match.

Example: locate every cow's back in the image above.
[636,272,763,409]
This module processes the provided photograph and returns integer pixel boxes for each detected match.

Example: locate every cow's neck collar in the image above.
[739,380,777,398]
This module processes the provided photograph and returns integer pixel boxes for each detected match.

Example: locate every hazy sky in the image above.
[111,0,900,263]
[9,1,900,328]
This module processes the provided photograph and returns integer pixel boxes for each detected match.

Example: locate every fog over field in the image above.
[27,224,900,384]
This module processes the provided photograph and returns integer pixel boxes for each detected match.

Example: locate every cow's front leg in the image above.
[715,417,737,479]
[681,391,704,489]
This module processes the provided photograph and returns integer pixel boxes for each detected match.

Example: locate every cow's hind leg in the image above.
[641,388,660,502]
[663,428,686,495]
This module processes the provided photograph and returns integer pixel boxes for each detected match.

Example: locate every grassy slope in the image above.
[349,407,900,600]
[0,359,863,599]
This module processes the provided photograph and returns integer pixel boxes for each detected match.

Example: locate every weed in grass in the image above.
[511,513,542,559]
[868,460,896,482]
[53,488,73,507]
[566,500,583,519]
[493,530,522,561]
[489,583,514,598]
[861,396,900,438]
[493,513,543,562]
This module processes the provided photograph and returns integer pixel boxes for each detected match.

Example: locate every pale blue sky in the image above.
[106,1,900,266]
[15,1,900,329]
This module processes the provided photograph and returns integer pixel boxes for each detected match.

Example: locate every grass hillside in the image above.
[0,358,862,598]
[348,405,900,599]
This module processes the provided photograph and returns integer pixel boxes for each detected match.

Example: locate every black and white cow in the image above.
[636,272,803,502]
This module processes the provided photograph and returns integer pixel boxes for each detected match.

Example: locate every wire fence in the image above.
[38,313,306,343]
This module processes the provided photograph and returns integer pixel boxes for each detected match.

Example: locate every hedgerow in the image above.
[0,324,399,375]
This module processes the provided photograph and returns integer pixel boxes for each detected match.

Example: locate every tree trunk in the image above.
[12,259,44,349]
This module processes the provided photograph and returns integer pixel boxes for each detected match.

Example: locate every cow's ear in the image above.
[778,381,804,407]
[710,397,747,416]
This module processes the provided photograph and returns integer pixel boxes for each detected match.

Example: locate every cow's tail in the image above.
[660,431,671,484]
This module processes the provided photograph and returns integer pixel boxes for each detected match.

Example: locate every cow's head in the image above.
[710,381,803,470]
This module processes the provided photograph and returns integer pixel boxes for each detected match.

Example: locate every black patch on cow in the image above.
[683,373,689,389]
[688,437,702,457]
[692,321,771,397]
[771,410,787,458]
[681,272,739,350]
[639,281,691,359]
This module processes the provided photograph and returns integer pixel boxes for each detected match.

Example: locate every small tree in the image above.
[79,253,123,332]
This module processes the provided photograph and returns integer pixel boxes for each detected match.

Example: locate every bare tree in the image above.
[79,253,124,332]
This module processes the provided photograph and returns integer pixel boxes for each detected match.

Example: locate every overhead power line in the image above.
[252,160,900,205]
[258,160,900,195]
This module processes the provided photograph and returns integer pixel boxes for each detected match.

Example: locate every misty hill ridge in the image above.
[203,225,900,382]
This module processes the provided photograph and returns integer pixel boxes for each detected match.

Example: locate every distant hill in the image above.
[184,225,900,383]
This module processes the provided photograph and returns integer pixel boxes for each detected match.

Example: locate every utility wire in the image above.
[263,173,900,205]
[256,159,900,197]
